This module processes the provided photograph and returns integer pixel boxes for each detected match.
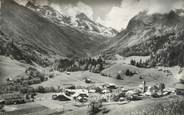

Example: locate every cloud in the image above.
[51,1,94,19]
[97,0,184,31]
[14,0,29,6]
[49,0,122,19]
[14,0,49,6]
[14,0,184,31]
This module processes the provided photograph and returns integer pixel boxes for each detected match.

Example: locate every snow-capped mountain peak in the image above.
[23,1,118,37]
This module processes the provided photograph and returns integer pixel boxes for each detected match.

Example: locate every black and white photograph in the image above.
[1,0,184,115]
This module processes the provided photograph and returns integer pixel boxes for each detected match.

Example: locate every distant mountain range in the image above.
[2,0,184,67]
[25,1,117,37]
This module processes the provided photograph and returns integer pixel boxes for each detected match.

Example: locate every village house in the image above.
[52,92,71,101]
[175,83,184,95]
[52,89,89,102]
[175,71,184,95]
[0,98,5,107]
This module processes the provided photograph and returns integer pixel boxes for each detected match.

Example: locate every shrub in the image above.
[37,73,45,82]
[130,59,136,65]
[37,86,45,93]
[125,69,130,76]
[49,87,56,92]
[126,69,135,76]
[49,74,54,78]
[116,74,122,80]
[88,100,103,115]
[139,76,143,79]
[95,87,102,94]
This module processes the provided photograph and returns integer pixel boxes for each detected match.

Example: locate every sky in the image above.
[49,0,122,19]
[15,0,184,31]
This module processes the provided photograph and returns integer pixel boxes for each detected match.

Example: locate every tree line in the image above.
[54,56,105,73]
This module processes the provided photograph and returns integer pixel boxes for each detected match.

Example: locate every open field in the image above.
[101,63,177,87]
[32,65,177,89]
[0,56,28,84]
[0,55,178,88]
[2,103,48,115]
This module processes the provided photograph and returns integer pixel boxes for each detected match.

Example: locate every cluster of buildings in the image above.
[0,92,34,106]
[51,80,179,105]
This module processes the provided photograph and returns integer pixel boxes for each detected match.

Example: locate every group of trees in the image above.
[88,100,110,115]
[150,40,184,67]
[130,59,149,68]
[34,86,57,93]
[116,73,122,80]
[55,57,105,73]
[0,83,24,94]
[5,67,48,92]
[0,37,51,67]
[0,83,58,95]
[123,29,184,67]
[86,57,104,73]
[116,69,137,80]
[25,67,46,82]
[0,66,53,95]
[125,69,136,76]
[13,67,47,86]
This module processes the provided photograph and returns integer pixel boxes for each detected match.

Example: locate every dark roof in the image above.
[56,94,71,101]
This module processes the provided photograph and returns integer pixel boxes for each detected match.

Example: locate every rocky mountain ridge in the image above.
[25,1,118,37]
[103,10,184,67]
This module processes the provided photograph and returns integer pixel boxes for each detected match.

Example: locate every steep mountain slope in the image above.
[103,10,184,66]
[0,30,51,66]
[1,0,103,61]
[25,1,117,37]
